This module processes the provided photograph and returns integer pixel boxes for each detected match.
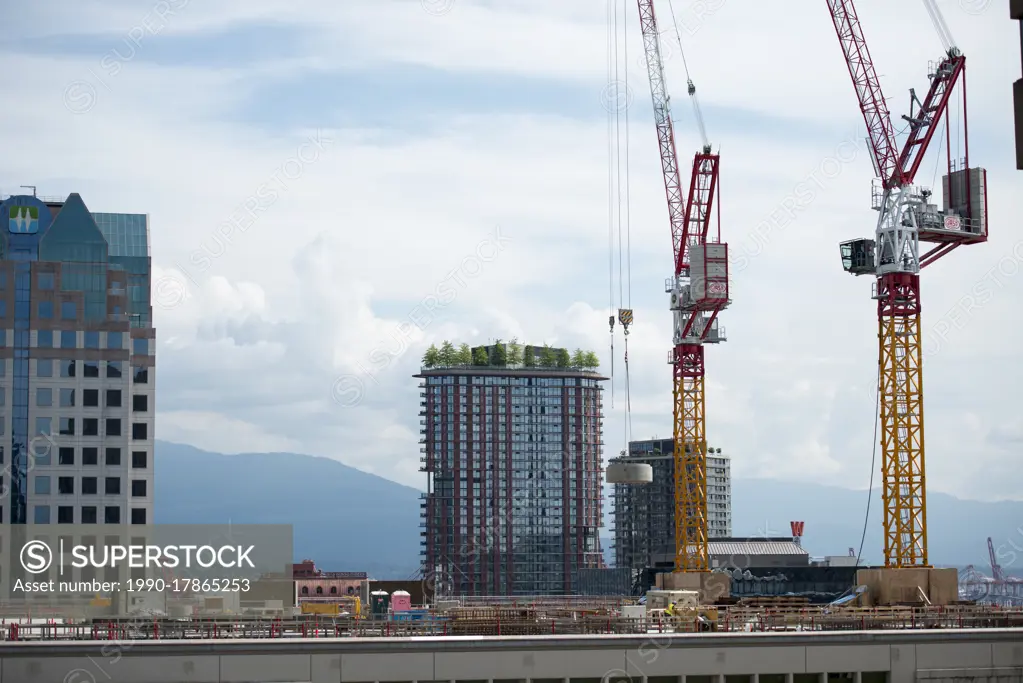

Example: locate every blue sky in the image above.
[0,0,1020,507]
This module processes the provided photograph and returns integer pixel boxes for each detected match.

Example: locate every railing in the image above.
[2,605,1023,641]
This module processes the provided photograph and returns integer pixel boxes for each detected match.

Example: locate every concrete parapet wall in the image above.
[1,628,1022,683]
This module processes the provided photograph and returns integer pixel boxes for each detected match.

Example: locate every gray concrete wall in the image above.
[0,629,1020,683]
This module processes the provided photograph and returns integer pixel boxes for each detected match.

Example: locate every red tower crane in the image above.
[825,0,987,568]
[636,0,728,573]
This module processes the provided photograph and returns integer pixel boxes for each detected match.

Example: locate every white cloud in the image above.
[1,0,1020,505]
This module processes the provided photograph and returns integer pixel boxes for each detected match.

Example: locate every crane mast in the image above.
[636,0,728,573]
[827,0,987,569]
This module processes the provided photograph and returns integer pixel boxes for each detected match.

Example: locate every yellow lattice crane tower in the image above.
[826,0,987,601]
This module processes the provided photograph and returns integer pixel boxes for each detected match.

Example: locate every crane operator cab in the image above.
[840,239,876,276]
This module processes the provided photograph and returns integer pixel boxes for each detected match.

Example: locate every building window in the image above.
[83,389,98,407]
[107,332,123,349]
[58,477,74,495]
[82,448,98,466]
[105,478,120,496]
[36,388,51,407]
[82,477,97,495]
[61,301,76,320]
[132,394,147,412]
[60,388,74,407]
[34,476,50,495]
[107,390,121,408]
[59,418,74,436]
[38,301,53,318]
[131,451,147,469]
[81,506,97,524]
[84,331,99,349]
[60,360,75,377]
[84,362,99,378]
[38,272,54,290]
[105,448,121,466]
[107,361,122,378]
[35,417,51,436]
[37,359,52,377]
[34,506,50,524]
[0,387,4,407]
[106,419,121,437]
[132,338,148,355]
[83,418,98,436]
[133,366,148,383]
[131,508,146,525]
[60,330,76,348]
[37,330,53,348]
[132,423,147,440]
[131,480,146,497]
[59,447,74,465]
[104,506,120,524]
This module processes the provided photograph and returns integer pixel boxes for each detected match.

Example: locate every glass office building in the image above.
[418,346,607,596]
[0,192,155,529]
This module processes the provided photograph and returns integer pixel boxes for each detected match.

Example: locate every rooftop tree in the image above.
[555,348,571,368]
[423,344,440,368]
[472,346,489,365]
[491,339,508,366]
[438,340,456,366]
[539,344,556,368]
[523,345,536,367]
[508,338,523,366]
[456,343,472,366]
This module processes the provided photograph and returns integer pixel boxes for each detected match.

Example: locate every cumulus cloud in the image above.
[0,0,1020,505]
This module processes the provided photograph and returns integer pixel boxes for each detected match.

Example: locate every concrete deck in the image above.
[0,628,1021,682]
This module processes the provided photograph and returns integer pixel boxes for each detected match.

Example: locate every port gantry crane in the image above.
[636,0,729,573]
[825,0,987,568]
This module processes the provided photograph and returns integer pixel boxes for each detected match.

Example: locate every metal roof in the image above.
[708,541,808,556]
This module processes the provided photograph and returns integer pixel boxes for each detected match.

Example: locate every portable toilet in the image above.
[370,590,390,616]
[391,590,412,612]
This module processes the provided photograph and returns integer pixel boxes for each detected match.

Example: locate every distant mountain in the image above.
[154,441,422,579]
[731,478,1023,573]
[155,441,1022,577]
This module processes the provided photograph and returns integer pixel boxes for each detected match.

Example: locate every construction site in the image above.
[0,0,1014,656]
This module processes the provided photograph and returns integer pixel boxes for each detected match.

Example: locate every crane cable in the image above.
[606,0,634,439]
[666,0,710,150]
[607,0,616,410]
[621,0,634,447]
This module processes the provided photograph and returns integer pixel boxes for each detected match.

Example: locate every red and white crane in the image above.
[636,0,729,573]
[825,0,987,568]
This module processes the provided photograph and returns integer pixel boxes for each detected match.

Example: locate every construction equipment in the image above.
[634,0,728,574]
[825,0,987,569]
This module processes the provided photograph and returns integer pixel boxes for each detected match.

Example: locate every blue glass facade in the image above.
[0,193,152,525]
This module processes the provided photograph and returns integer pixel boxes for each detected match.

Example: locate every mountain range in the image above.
[154,441,1022,578]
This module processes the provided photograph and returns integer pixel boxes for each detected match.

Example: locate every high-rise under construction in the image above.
[611,438,732,571]
[417,341,606,596]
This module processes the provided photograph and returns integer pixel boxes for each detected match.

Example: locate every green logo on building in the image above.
[8,205,39,234]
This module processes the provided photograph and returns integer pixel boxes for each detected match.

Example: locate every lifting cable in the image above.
[620,0,634,447]
[606,0,634,439]
[855,358,881,567]
[606,0,617,410]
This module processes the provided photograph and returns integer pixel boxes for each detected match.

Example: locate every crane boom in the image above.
[637,0,689,273]
[636,0,728,574]
[826,0,904,188]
